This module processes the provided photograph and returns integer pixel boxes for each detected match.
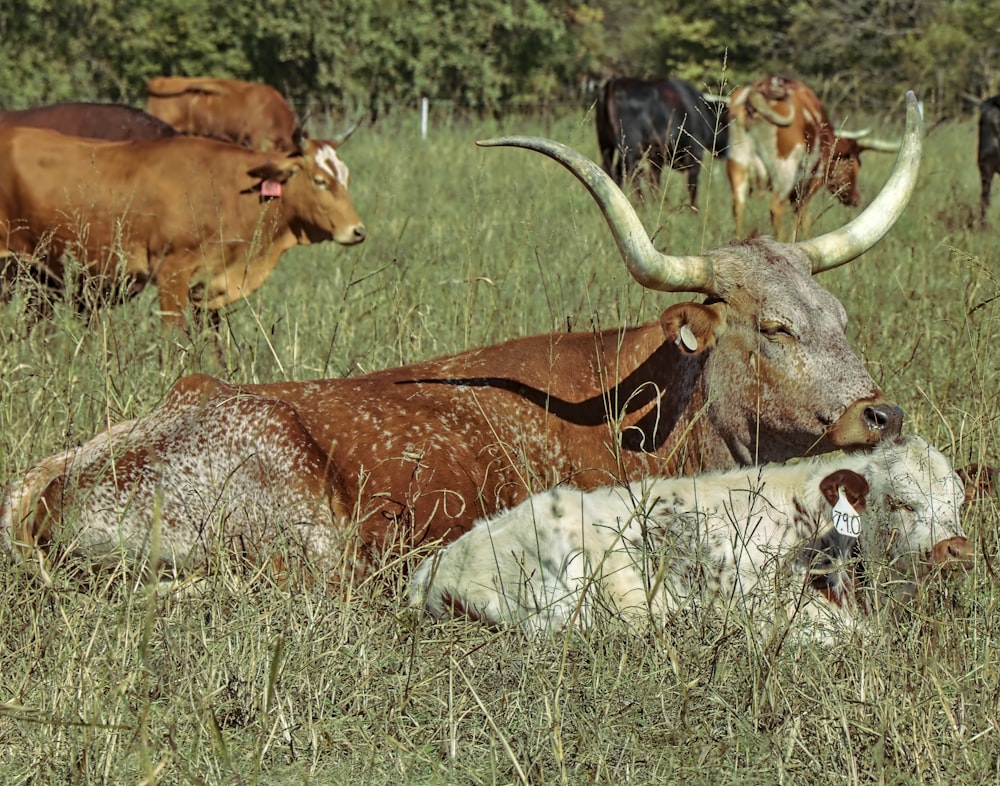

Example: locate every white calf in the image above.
[409,436,972,635]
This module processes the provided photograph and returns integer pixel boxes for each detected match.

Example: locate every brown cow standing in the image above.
[0,102,178,141]
[727,76,899,240]
[146,76,301,153]
[0,127,365,324]
[0,94,924,587]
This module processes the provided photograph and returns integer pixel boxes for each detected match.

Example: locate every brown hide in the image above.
[0,126,365,323]
[0,102,178,141]
[146,76,300,153]
[3,285,899,579]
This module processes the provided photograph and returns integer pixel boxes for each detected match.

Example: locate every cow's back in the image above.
[0,127,278,264]
[0,102,178,142]
[660,78,728,157]
[146,76,300,153]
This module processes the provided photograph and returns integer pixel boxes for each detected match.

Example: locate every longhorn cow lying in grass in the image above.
[409,435,973,635]
[1,94,923,587]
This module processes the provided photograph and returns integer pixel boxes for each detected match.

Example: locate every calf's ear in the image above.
[956,463,999,505]
[660,302,726,355]
[819,469,870,511]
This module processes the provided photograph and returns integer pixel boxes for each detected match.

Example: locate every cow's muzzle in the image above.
[335,224,367,245]
[931,536,974,568]
[863,403,904,434]
[828,399,904,448]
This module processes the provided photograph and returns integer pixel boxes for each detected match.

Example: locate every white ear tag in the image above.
[677,324,698,352]
[832,488,862,538]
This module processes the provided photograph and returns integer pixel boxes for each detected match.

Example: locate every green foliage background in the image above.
[1,0,998,117]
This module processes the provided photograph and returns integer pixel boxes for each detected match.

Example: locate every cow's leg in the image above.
[196,245,286,312]
[727,159,749,237]
[770,192,790,241]
[623,147,644,198]
[679,154,702,207]
[791,199,813,241]
[153,254,200,329]
[155,266,193,328]
[599,144,617,183]
[980,159,995,221]
[645,149,665,200]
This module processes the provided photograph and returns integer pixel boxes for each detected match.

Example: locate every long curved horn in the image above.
[749,91,794,126]
[855,136,902,153]
[797,91,923,273]
[836,126,902,152]
[475,137,718,294]
[835,127,871,140]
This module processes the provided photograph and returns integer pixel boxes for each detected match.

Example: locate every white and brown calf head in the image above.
[809,436,972,601]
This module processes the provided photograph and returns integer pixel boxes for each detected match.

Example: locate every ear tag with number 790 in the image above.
[832,488,861,538]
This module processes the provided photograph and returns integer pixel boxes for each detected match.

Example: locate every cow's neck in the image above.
[547,323,730,479]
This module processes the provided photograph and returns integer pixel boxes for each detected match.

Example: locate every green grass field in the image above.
[2,104,999,784]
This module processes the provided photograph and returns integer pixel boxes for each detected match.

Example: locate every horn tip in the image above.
[904,90,924,121]
[476,137,522,148]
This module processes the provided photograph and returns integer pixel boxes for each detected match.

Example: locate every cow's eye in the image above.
[886,497,915,513]
[313,177,329,188]
[759,321,793,341]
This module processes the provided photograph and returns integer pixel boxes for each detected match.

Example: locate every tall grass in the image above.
[1,107,999,784]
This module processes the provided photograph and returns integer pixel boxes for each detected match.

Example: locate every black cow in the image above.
[978,95,1000,220]
[0,102,178,141]
[595,77,728,206]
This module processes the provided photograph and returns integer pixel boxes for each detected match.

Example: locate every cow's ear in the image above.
[819,469,869,511]
[247,161,296,185]
[956,463,999,505]
[660,302,725,355]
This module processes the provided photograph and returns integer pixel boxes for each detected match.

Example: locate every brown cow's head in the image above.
[828,132,901,207]
[827,138,864,207]
[478,92,924,463]
[248,138,366,246]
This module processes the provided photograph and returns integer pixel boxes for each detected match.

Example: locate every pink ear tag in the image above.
[261,180,283,198]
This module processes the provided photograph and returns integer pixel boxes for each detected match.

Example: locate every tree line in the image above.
[1,0,997,119]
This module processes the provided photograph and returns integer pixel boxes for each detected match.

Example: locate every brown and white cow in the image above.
[0,126,366,324]
[0,94,924,586]
[0,102,178,141]
[727,75,900,240]
[409,436,973,636]
[146,76,301,153]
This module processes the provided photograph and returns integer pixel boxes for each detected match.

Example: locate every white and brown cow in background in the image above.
[409,436,973,636]
[1,94,923,587]
[727,75,900,240]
